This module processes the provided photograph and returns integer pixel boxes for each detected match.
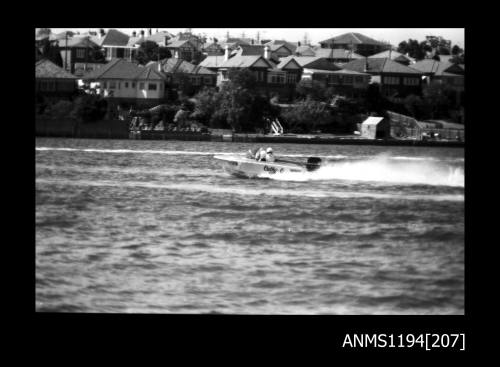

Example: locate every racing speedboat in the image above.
[214,155,322,178]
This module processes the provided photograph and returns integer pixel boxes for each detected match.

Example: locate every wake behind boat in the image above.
[214,154,322,179]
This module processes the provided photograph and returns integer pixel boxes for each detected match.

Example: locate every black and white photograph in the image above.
[35,27,465,315]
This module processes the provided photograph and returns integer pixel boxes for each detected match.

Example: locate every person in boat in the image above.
[265,147,275,162]
[255,147,267,161]
[246,147,259,159]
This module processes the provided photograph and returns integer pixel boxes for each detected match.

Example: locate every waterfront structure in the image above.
[83,58,166,107]
[341,58,423,98]
[319,32,389,57]
[360,116,391,139]
[35,59,78,100]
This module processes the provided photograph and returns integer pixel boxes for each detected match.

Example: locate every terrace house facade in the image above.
[342,58,423,98]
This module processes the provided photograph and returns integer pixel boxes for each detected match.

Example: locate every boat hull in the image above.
[214,155,305,178]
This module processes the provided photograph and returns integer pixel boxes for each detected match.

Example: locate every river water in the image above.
[35,137,464,314]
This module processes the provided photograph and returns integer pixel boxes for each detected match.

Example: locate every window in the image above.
[355,76,364,83]
[329,75,339,85]
[109,81,116,89]
[286,73,296,84]
[204,77,212,85]
[403,77,419,86]
[132,82,136,88]
[125,82,129,88]
[344,76,353,84]
[384,76,400,85]
[139,82,145,90]
[103,81,107,89]
[148,83,157,91]
[76,49,85,58]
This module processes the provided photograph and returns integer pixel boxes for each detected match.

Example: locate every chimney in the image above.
[224,44,229,61]
[148,28,152,36]
[298,41,301,47]
[264,45,269,60]
[132,31,137,37]
[99,29,105,38]
[156,29,159,33]
[140,30,145,38]
[158,61,162,72]
[364,57,368,73]
[175,50,179,59]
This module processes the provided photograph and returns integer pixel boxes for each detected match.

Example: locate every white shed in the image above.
[361,116,391,139]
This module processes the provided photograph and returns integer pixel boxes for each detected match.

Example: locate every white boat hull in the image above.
[214,155,305,178]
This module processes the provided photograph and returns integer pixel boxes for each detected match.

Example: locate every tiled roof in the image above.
[83,58,165,80]
[36,59,77,79]
[320,32,387,46]
[313,48,364,59]
[221,55,273,68]
[58,36,100,48]
[369,50,414,62]
[305,68,369,75]
[409,60,464,76]
[199,55,226,68]
[153,58,215,75]
[136,65,166,80]
[278,56,340,71]
[166,39,195,49]
[100,29,130,47]
[295,46,316,56]
[342,58,422,74]
[276,57,302,70]
[144,31,172,45]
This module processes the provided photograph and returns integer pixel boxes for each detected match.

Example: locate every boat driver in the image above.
[256,147,267,161]
[265,147,275,162]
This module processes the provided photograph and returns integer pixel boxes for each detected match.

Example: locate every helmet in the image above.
[266,147,273,153]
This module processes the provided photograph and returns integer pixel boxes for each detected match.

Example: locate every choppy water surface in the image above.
[36,138,464,314]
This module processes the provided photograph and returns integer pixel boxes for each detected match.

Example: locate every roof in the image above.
[152,58,215,75]
[166,39,196,49]
[342,58,422,74]
[369,50,414,62]
[58,36,100,48]
[362,116,385,125]
[36,59,77,79]
[83,58,165,80]
[320,32,387,46]
[276,57,302,70]
[220,55,273,68]
[199,55,226,68]
[312,47,364,59]
[304,68,369,76]
[279,56,341,71]
[295,45,316,56]
[100,29,130,47]
[409,60,464,76]
[144,31,172,45]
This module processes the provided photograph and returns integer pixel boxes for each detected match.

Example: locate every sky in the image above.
[47,28,465,48]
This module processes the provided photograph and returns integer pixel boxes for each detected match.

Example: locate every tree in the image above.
[280,98,332,133]
[295,79,334,102]
[422,82,452,119]
[39,38,63,67]
[397,39,426,60]
[134,41,172,65]
[70,95,108,122]
[36,28,51,38]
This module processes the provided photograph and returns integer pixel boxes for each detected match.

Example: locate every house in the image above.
[199,55,227,71]
[369,50,415,66]
[301,69,370,98]
[294,45,316,56]
[147,58,217,90]
[165,38,199,62]
[409,59,464,106]
[341,58,423,98]
[82,58,167,107]
[35,59,78,100]
[56,36,106,76]
[203,41,224,56]
[143,31,173,46]
[319,32,390,57]
[264,40,296,59]
[360,116,391,139]
[91,29,136,61]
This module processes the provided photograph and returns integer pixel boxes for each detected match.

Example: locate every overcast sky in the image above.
[47,28,465,48]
